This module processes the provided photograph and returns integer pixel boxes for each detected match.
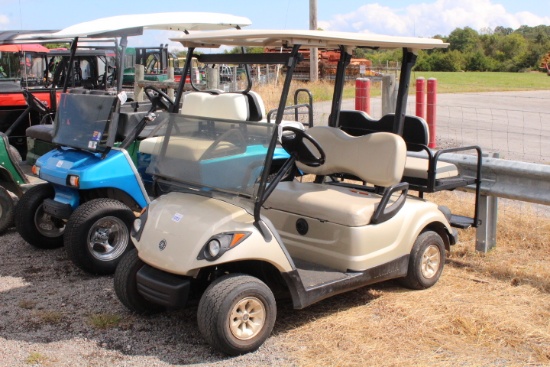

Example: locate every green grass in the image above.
[25,352,48,365]
[409,71,550,93]
[88,313,122,329]
[257,71,550,108]
[338,71,550,99]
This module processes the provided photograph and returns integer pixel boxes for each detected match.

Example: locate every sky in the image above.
[1,0,549,50]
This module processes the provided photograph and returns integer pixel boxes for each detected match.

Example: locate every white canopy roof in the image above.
[16,12,251,40]
[172,29,448,51]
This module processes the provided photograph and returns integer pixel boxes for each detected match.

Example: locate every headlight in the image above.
[67,175,80,187]
[31,165,40,176]
[198,232,251,261]
[133,218,142,233]
[132,207,148,241]
[207,239,221,258]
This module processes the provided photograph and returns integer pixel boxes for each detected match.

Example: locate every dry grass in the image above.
[273,190,550,366]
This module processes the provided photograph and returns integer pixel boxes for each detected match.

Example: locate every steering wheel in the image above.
[281,126,325,167]
[201,128,247,160]
[144,85,175,112]
[22,89,51,115]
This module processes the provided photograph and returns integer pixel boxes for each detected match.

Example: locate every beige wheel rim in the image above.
[229,296,266,341]
[421,244,441,279]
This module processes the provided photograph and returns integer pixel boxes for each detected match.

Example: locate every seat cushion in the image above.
[26,125,55,142]
[265,181,391,227]
[404,156,459,179]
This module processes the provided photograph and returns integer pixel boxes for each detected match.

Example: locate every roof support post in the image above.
[63,37,78,93]
[173,47,195,112]
[392,47,417,135]
[116,35,128,93]
[328,46,351,128]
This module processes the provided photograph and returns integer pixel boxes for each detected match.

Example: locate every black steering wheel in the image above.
[144,86,175,112]
[281,126,325,167]
[22,89,51,115]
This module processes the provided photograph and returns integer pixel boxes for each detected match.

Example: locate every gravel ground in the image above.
[0,229,298,367]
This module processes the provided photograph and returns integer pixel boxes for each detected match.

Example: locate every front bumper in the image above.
[136,265,191,308]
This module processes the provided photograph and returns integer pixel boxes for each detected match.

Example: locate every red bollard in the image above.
[427,78,437,148]
[355,78,371,115]
[416,77,425,119]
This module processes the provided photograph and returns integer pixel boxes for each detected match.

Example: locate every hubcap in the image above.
[421,244,441,279]
[34,204,65,238]
[87,216,129,261]
[229,296,266,341]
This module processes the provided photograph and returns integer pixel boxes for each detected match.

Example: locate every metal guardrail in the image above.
[427,153,550,206]
[409,151,549,252]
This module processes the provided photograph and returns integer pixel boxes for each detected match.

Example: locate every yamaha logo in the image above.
[158,240,167,251]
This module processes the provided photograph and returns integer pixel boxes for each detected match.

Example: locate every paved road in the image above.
[312,90,550,163]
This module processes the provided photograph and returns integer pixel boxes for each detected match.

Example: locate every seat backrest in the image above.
[339,111,429,152]
[180,92,250,121]
[297,126,407,188]
[245,90,266,121]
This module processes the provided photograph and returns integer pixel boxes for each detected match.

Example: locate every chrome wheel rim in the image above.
[421,244,441,279]
[87,216,129,261]
[229,296,266,341]
[34,204,65,238]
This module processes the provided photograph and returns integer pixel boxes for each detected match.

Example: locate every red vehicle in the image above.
[0,31,117,158]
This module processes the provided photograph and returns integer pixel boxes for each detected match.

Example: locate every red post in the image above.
[415,77,425,119]
[427,78,437,148]
[355,78,371,115]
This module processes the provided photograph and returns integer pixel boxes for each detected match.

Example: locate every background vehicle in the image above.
[14,12,252,275]
[114,29,478,356]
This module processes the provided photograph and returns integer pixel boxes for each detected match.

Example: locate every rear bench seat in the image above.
[338,111,482,228]
[338,111,460,186]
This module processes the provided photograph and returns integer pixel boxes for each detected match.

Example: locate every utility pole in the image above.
[309,0,318,82]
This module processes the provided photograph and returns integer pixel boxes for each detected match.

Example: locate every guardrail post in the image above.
[476,194,498,253]
[476,152,499,253]
[415,77,425,119]
[427,78,437,148]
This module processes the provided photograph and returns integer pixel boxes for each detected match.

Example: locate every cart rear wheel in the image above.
[15,183,64,249]
[197,274,276,356]
[0,186,15,234]
[401,230,445,290]
[114,249,164,314]
[64,198,135,275]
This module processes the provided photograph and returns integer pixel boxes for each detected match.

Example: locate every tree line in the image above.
[356,25,550,72]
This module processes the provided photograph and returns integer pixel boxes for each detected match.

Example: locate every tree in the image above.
[447,27,480,53]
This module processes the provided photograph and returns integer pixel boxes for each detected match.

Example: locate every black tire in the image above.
[15,183,64,249]
[401,230,446,290]
[64,198,136,275]
[114,249,164,314]
[0,186,15,234]
[197,274,276,356]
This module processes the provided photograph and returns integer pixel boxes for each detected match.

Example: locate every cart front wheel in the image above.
[114,249,165,314]
[15,183,64,249]
[64,198,135,275]
[197,274,276,356]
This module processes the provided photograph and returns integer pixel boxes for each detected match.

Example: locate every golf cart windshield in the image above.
[146,113,274,199]
[52,93,118,152]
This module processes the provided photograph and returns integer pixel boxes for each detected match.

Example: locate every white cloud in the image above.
[0,14,9,27]
[318,0,550,37]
